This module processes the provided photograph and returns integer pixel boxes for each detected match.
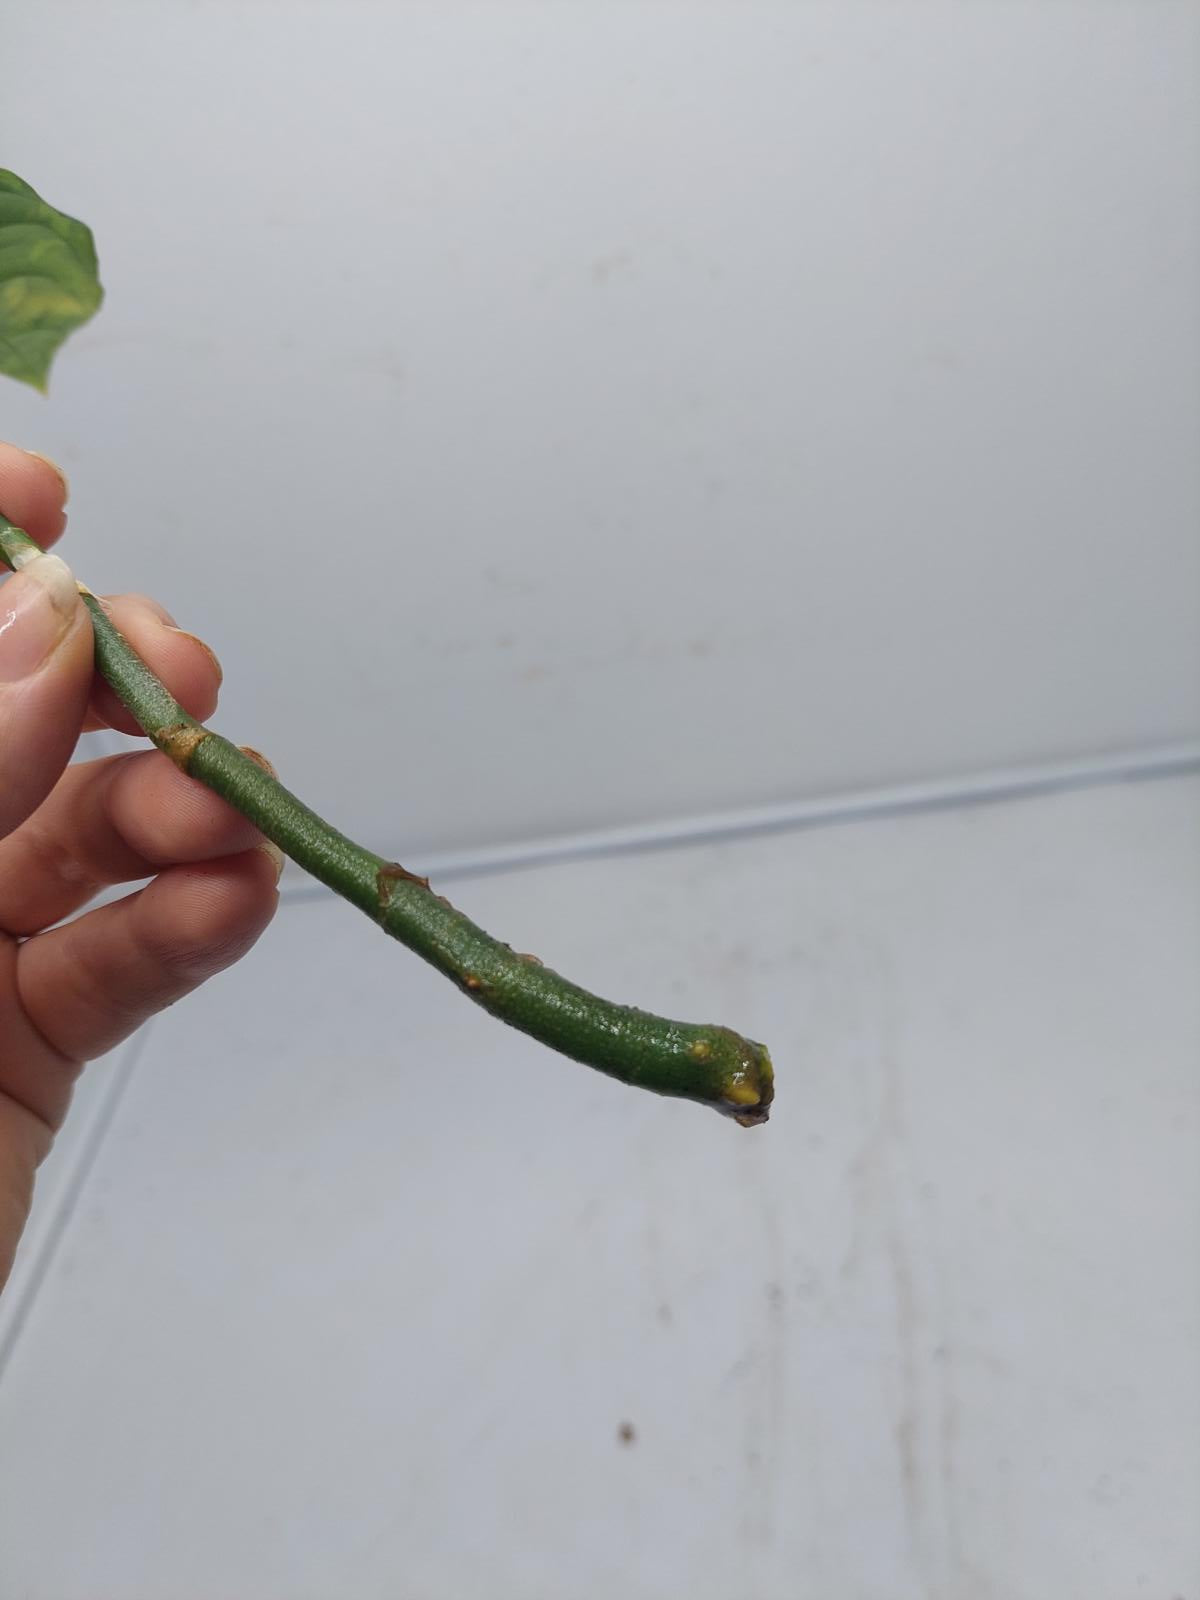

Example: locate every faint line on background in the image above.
[0,1030,149,1380]
[278,741,1200,898]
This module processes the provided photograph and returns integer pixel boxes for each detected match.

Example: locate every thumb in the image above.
[0,553,93,838]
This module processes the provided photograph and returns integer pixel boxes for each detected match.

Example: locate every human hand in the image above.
[0,444,281,1291]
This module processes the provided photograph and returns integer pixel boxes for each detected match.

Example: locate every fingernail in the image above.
[257,840,286,883]
[167,626,223,687]
[22,449,70,504]
[239,745,278,779]
[0,554,80,682]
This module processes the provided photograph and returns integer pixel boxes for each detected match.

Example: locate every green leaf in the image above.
[0,170,103,392]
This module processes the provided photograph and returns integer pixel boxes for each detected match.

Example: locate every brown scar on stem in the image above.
[376,860,432,910]
[238,745,278,779]
[156,723,211,771]
[463,973,483,991]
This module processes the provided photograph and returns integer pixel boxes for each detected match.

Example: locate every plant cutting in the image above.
[0,169,774,1125]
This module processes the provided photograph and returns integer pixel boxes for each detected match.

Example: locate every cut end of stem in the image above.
[713,1033,775,1127]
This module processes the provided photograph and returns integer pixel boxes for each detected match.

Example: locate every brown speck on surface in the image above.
[617,1421,636,1446]
[464,974,483,992]
[518,952,544,966]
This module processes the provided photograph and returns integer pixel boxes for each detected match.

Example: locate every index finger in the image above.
[0,442,69,551]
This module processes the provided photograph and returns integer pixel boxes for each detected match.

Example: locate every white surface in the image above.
[2,773,1196,1598]
[4,1,1198,856]
[0,1040,138,1365]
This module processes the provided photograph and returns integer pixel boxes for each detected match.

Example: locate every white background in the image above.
[1,4,1198,1597]
[3,0,1197,857]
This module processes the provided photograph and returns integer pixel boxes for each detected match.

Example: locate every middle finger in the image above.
[0,748,269,936]
[81,591,223,734]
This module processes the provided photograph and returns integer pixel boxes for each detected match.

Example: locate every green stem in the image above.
[1,516,773,1123]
